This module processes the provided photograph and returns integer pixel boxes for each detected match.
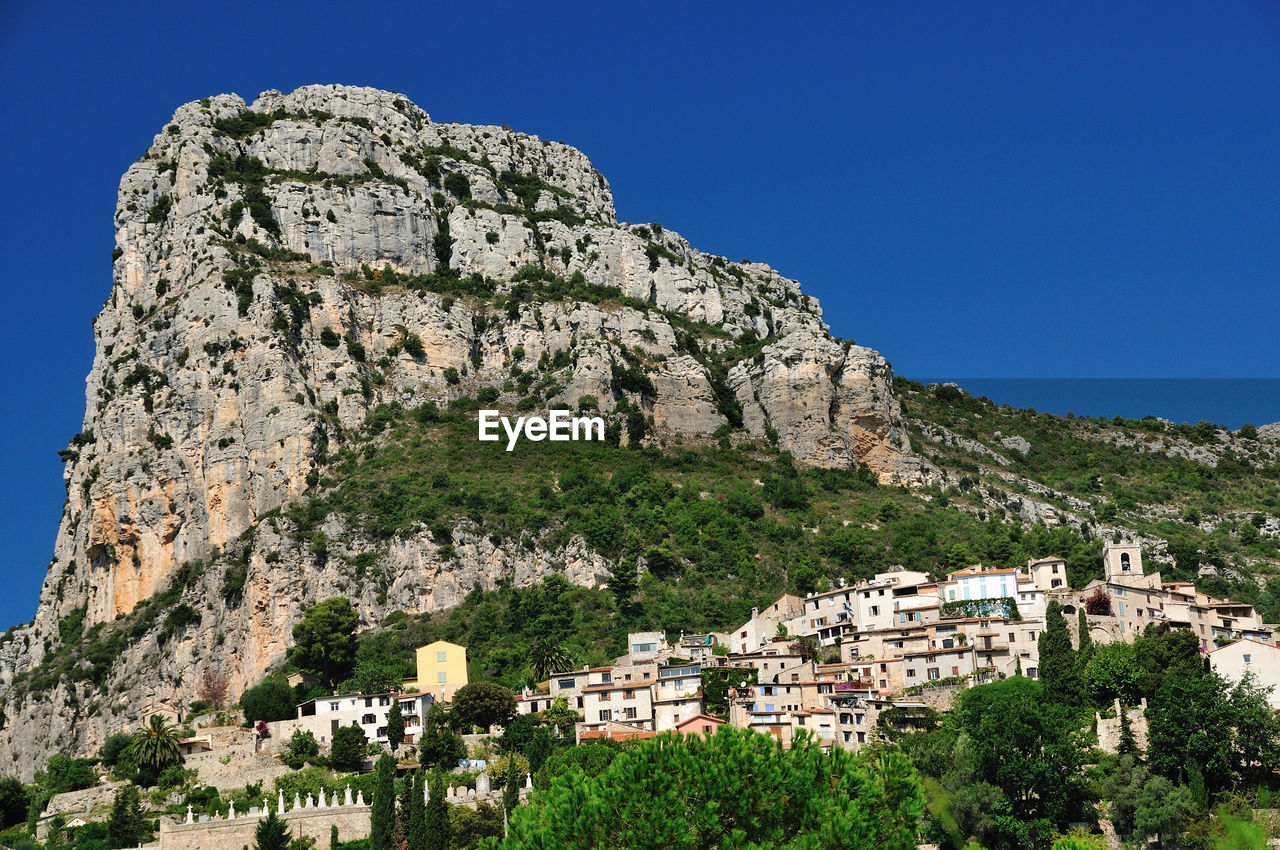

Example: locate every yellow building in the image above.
[405,640,469,700]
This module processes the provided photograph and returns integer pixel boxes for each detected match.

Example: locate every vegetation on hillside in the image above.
[899,379,1280,621]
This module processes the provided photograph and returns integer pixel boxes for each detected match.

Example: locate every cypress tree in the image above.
[1118,705,1137,757]
[406,769,427,850]
[108,785,146,847]
[423,770,450,850]
[1077,607,1094,666]
[386,700,405,753]
[370,754,396,850]
[503,757,520,814]
[1038,600,1082,704]
[254,809,290,850]
[330,824,339,850]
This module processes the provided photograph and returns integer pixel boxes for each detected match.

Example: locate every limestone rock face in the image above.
[0,84,917,777]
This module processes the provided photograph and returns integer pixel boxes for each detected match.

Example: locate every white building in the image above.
[282,692,434,746]
[1209,638,1280,710]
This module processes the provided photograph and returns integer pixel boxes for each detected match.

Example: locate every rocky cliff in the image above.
[0,85,917,777]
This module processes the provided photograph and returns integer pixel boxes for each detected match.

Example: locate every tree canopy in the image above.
[497,726,923,849]
[289,597,360,688]
[451,682,517,731]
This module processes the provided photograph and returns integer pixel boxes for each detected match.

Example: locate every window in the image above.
[1244,654,1252,664]
[379,697,390,706]
[624,689,635,699]
[376,727,387,738]
[328,702,339,711]
[400,702,414,712]
[624,707,637,720]
[598,710,612,721]
[600,672,612,683]
[952,666,960,676]
[436,650,447,662]
[437,672,447,683]
[869,605,880,616]
[365,698,373,707]
[558,678,575,690]
[362,714,376,724]
[624,674,631,681]
[632,642,656,654]
[1009,632,1015,642]
[906,669,916,678]
[599,692,611,702]
[928,668,940,680]
[575,697,583,709]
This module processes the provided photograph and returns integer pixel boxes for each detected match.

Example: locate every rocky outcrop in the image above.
[0,85,917,777]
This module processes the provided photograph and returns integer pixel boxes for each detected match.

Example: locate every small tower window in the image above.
[1120,553,1131,571]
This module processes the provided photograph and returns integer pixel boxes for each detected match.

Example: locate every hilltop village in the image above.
[263,541,1277,754]
[13,540,1278,850]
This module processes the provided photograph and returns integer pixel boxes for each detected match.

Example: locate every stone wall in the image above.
[1095,700,1149,755]
[159,806,370,850]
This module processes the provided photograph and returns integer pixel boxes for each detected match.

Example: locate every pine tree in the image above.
[423,771,450,850]
[1038,601,1082,705]
[503,757,520,814]
[370,755,396,850]
[1077,607,1094,666]
[108,785,146,847]
[254,809,290,850]
[386,700,405,753]
[609,562,641,620]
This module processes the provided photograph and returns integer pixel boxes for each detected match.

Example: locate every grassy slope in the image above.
[897,378,1280,621]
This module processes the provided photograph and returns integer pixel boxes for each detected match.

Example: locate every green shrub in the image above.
[146,195,173,224]
[443,172,471,200]
[241,676,295,722]
[320,327,341,348]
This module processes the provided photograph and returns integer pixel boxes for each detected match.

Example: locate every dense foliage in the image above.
[494,727,924,850]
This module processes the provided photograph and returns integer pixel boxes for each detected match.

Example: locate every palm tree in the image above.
[529,638,571,682]
[129,714,182,774]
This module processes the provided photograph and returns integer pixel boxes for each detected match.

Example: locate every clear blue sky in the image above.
[1,1,1278,629]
